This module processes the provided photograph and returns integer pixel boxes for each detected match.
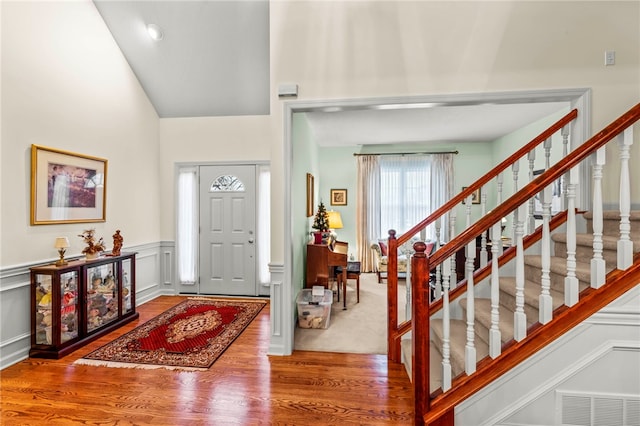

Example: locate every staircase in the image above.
[428,211,640,387]
[382,102,640,425]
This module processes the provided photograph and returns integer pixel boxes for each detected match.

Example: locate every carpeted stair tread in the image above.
[583,210,640,221]
[419,210,640,386]
[431,319,489,376]
[552,233,640,252]
[551,234,638,268]
[524,255,592,288]
[499,276,565,313]
[459,298,515,343]
[583,210,640,239]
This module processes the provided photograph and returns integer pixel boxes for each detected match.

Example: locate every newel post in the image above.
[412,241,430,425]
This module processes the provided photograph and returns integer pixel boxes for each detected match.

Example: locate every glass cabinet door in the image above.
[60,271,79,343]
[86,261,119,333]
[34,274,53,345]
[121,257,133,314]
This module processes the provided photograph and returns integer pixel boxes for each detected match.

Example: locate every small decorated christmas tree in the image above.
[312,201,330,231]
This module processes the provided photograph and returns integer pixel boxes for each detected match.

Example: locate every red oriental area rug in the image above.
[75,297,266,370]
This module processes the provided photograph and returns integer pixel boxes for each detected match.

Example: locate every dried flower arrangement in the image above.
[78,229,106,255]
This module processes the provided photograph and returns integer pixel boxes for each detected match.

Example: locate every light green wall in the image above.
[493,108,571,193]
[492,108,571,233]
[317,147,358,256]
[307,107,575,246]
[291,114,318,291]
[314,141,496,244]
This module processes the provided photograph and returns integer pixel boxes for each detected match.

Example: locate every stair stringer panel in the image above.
[454,284,640,426]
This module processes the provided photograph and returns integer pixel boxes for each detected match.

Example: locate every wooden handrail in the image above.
[390,208,570,351]
[430,102,640,267]
[396,109,578,247]
[429,210,569,314]
[387,109,580,361]
[422,252,640,424]
[407,101,640,425]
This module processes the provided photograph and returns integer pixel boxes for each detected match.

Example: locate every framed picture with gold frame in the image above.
[306,173,314,217]
[31,144,107,225]
[330,189,347,206]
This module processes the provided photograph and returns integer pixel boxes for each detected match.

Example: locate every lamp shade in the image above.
[54,237,70,249]
[327,210,343,229]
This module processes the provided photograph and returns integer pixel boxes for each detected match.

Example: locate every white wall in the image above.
[268,0,639,266]
[1,0,160,267]
[0,0,162,367]
[157,116,271,242]
[1,0,639,362]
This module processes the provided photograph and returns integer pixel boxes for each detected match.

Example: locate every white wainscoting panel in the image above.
[0,242,168,370]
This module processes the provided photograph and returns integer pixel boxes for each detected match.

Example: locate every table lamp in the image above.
[54,237,70,266]
[327,210,343,238]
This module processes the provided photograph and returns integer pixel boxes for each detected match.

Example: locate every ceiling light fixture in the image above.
[146,23,164,41]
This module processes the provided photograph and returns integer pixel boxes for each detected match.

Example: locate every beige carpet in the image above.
[294,273,407,354]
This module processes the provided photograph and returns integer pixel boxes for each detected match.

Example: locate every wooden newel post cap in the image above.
[388,229,397,239]
[413,241,427,257]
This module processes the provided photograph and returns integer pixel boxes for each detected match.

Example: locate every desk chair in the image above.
[335,261,361,305]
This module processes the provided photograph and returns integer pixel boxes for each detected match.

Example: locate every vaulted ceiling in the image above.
[93,0,270,118]
[94,0,568,147]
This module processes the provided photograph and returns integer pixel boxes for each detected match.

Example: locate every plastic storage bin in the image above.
[297,288,333,329]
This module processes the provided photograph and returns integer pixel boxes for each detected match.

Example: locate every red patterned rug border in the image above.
[74,297,266,371]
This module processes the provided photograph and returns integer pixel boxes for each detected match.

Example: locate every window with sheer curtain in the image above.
[356,154,453,270]
[177,167,198,284]
[379,155,432,236]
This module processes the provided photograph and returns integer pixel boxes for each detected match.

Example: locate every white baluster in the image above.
[489,222,502,358]
[564,167,579,307]
[528,150,536,234]
[562,126,570,210]
[512,160,520,194]
[435,217,442,295]
[544,137,552,170]
[441,256,452,391]
[539,184,553,323]
[512,160,520,243]
[514,203,527,341]
[480,191,488,267]
[465,195,472,234]
[465,233,477,374]
[618,127,634,270]
[496,172,504,255]
[449,210,457,283]
[591,147,606,288]
[405,252,412,320]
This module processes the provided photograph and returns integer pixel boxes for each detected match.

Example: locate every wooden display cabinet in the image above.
[30,252,138,359]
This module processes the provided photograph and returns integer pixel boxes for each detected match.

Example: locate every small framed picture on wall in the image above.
[306,173,314,217]
[462,187,481,205]
[330,189,347,206]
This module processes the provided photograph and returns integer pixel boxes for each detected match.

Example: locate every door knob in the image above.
[248,238,255,244]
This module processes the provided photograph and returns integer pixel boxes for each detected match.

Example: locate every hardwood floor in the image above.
[1,295,414,425]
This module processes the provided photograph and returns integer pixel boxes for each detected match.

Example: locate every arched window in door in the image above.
[210,175,245,192]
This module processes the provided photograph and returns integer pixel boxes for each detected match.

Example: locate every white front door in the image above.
[199,165,256,295]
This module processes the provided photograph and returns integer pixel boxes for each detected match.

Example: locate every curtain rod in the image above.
[353,150,458,156]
